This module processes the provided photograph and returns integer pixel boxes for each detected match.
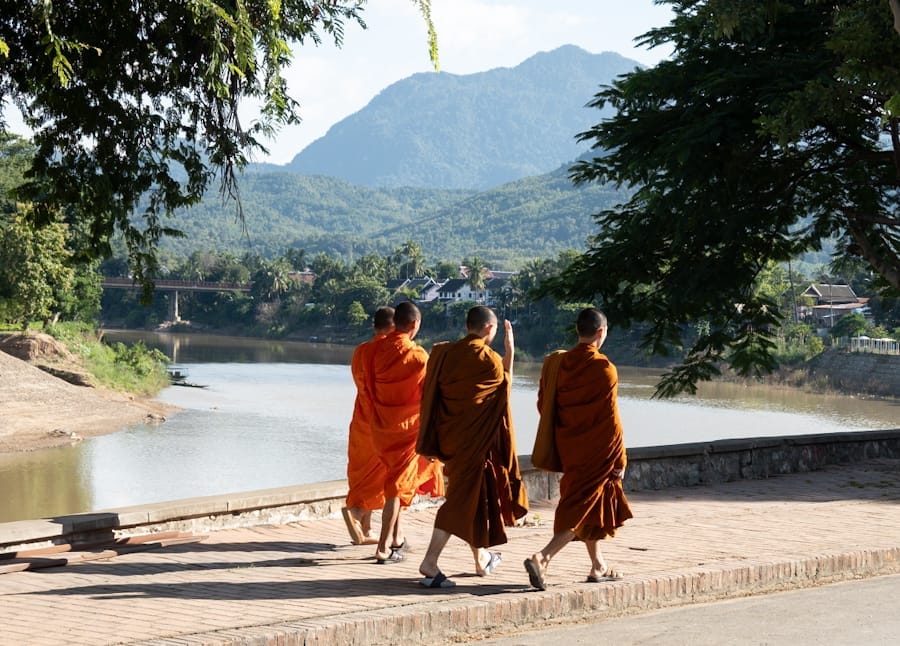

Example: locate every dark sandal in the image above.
[524,558,546,591]
[419,571,456,588]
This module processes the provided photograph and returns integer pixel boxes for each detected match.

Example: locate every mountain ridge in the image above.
[252,45,640,189]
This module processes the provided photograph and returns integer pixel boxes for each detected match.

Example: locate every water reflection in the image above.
[1,331,896,523]
[0,443,92,521]
[106,330,355,365]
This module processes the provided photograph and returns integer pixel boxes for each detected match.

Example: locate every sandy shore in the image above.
[0,343,175,454]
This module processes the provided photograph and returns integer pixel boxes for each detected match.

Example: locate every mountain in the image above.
[273,46,641,189]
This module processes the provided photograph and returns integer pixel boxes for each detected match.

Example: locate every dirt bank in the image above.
[0,333,174,453]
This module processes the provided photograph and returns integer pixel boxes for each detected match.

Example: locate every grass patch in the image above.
[46,322,171,396]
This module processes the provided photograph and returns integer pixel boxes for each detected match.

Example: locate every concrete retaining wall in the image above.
[523,429,900,500]
[807,350,900,397]
[2,429,899,555]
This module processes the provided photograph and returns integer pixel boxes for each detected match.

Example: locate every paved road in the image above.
[475,573,900,645]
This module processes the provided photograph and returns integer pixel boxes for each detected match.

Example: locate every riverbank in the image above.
[0,334,174,454]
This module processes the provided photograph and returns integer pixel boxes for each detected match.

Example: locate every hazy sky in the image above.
[2,1,674,165]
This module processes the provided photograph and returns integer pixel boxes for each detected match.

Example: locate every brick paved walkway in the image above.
[2,459,899,645]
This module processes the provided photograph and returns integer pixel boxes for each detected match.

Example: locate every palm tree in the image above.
[465,256,487,291]
[393,240,425,279]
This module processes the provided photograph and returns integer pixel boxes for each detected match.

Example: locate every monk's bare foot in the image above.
[419,560,440,579]
[588,561,608,581]
[375,548,404,564]
[341,507,365,545]
[586,565,622,582]
[360,510,373,536]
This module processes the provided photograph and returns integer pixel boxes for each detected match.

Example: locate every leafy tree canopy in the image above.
[547,0,900,396]
[0,1,436,295]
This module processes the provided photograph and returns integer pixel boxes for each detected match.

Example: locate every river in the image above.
[1,331,897,523]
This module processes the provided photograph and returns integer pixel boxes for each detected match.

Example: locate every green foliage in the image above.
[547,0,900,396]
[830,312,868,339]
[0,1,450,296]
[0,211,74,329]
[773,322,824,365]
[347,301,368,329]
[45,322,169,395]
[151,160,626,271]
[0,134,105,328]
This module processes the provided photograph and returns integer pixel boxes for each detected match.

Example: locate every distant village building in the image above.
[387,277,442,303]
[436,273,516,307]
[800,283,869,328]
[383,267,518,309]
[436,277,477,303]
[287,271,316,285]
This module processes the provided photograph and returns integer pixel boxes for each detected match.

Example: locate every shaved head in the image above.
[576,308,607,337]
[466,305,497,332]
[373,306,395,332]
[394,301,421,332]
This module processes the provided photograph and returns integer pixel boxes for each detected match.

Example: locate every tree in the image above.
[463,256,487,290]
[830,312,868,339]
[429,260,459,281]
[0,211,74,330]
[347,301,368,330]
[352,252,390,284]
[250,257,293,303]
[392,240,425,279]
[547,0,900,396]
[0,1,438,294]
[1,132,85,328]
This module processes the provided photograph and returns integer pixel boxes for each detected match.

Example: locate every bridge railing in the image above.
[101,277,251,292]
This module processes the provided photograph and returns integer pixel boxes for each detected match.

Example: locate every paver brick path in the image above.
[2,459,899,645]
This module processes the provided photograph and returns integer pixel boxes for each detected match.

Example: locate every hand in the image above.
[503,319,514,350]
[611,467,625,481]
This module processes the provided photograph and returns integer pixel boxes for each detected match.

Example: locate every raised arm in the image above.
[502,319,514,377]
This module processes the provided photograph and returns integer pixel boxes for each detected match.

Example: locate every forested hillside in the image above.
[375,161,628,267]
[157,174,476,260]
[159,157,626,269]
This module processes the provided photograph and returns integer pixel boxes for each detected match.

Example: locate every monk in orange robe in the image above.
[524,308,633,591]
[369,301,444,563]
[416,305,529,588]
[342,306,394,545]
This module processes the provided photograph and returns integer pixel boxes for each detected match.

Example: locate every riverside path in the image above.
[1,458,898,645]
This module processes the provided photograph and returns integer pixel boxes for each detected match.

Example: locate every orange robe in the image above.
[369,331,444,506]
[345,335,388,511]
[418,334,529,548]
[537,343,633,541]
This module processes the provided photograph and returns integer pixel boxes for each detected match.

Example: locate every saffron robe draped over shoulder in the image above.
[538,343,633,541]
[345,335,388,511]
[369,331,444,506]
[418,334,529,548]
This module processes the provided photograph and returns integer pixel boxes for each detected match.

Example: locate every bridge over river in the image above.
[100,276,251,321]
